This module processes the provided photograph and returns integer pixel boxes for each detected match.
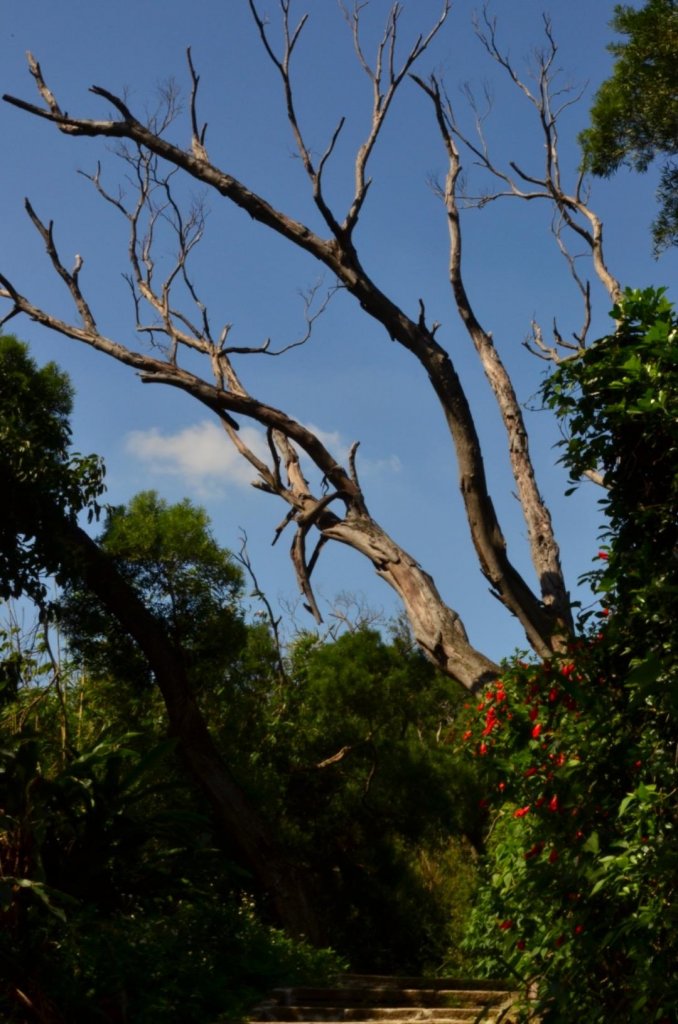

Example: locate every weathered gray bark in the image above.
[1,53,566,677]
[1,5,622,685]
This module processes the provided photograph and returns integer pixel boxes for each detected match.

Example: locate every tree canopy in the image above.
[58,490,246,691]
[0,335,104,604]
[580,0,678,251]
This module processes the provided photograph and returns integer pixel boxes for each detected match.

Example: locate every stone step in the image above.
[255,999,509,1015]
[341,978,511,992]
[250,1015,503,1024]
[251,1013,503,1024]
[263,989,510,1008]
[248,977,517,1024]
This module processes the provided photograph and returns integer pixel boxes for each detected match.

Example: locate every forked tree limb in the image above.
[1,11,577,670]
[414,74,573,634]
[0,268,499,690]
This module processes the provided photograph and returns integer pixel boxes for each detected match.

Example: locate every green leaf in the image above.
[583,831,600,855]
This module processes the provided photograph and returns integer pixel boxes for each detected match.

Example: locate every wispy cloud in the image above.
[124,418,400,495]
[124,420,267,494]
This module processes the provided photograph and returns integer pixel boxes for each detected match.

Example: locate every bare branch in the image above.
[316,745,353,769]
[222,281,340,358]
[584,470,607,488]
[186,47,209,161]
[414,73,573,634]
[247,0,342,236]
[343,1,451,236]
[3,27,580,686]
[236,531,288,685]
[23,199,98,332]
[348,441,361,489]
[455,15,622,306]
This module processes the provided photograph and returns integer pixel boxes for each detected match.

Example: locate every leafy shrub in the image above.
[461,291,678,1022]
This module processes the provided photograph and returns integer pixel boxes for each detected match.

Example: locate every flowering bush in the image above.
[461,640,675,1022]
[461,290,677,1023]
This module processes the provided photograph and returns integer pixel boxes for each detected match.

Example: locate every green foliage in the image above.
[54,488,483,974]
[0,622,344,1023]
[462,291,678,1022]
[58,490,247,692]
[580,0,678,251]
[543,286,678,648]
[0,335,104,604]
[0,337,486,1001]
[258,629,482,972]
[460,649,676,1021]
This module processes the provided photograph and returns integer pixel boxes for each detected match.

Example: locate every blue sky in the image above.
[2,1,675,661]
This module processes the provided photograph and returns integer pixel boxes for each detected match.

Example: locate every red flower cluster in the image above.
[462,680,511,754]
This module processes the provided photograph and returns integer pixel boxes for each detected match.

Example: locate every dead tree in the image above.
[1,4,621,692]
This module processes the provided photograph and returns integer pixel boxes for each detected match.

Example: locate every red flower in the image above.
[548,687,559,703]
[499,919,514,930]
[514,805,531,818]
[516,939,526,950]
[531,723,542,739]
[560,663,575,677]
[498,781,506,792]
[548,848,559,863]
[478,742,488,756]
[597,550,609,560]
[573,924,584,935]
[524,766,538,777]
[462,730,473,741]
[529,706,539,721]
[549,794,560,813]
[482,707,499,735]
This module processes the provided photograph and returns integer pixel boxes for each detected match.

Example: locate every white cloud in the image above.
[124,418,400,496]
[124,420,268,492]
